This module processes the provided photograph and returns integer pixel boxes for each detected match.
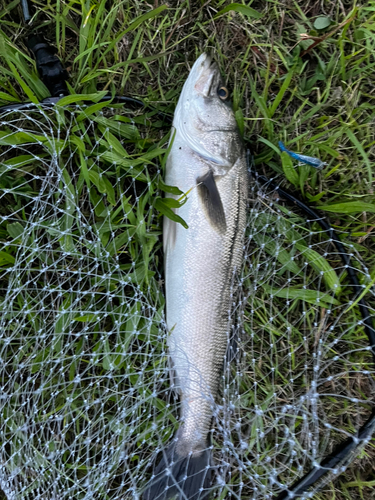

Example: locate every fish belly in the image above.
[163,142,247,455]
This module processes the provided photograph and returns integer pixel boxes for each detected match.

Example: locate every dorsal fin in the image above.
[196,170,226,234]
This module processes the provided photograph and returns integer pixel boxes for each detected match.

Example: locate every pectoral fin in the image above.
[163,210,177,253]
[197,170,226,234]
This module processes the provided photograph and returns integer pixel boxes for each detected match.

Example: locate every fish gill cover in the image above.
[0,2,374,500]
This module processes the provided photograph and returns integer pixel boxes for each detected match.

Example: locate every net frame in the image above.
[0,96,374,500]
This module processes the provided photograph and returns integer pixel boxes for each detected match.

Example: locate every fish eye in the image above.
[217,86,229,100]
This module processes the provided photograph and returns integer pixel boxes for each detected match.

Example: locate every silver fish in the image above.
[144,53,248,500]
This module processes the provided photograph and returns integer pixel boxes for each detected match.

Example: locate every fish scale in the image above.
[143,53,248,500]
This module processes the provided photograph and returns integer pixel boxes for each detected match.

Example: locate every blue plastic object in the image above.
[279,141,327,169]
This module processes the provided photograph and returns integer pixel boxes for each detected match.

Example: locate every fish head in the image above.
[174,53,242,167]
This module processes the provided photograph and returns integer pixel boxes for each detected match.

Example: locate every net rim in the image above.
[0,98,374,500]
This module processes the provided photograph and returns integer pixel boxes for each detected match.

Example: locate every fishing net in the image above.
[0,99,374,500]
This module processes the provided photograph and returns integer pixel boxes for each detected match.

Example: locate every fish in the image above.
[143,53,248,500]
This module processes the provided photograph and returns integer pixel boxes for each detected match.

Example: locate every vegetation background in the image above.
[0,0,374,499]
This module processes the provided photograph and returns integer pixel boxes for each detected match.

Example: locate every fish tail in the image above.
[142,435,213,500]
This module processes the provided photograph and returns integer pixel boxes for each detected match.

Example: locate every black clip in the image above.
[27,35,69,98]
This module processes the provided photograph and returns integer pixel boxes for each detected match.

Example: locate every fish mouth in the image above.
[191,53,219,97]
[198,53,217,71]
[197,53,218,75]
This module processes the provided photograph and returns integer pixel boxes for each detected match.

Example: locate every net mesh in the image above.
[0,102,374,500]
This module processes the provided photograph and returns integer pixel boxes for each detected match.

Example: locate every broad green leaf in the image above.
[102,148,165,170]
[214,3,262,20]
[80,70,108,84]
[106,227,137,256]
[0,155,35,175]
[69,135,86,152]
[88,169,116,204]
[0,91,20,102]
[73,314,97,322]
[7,60,38,103]
[0,130,43,146]
[295,242,341,294]
[281,151,299,186]
[120,195,137,226]
[75,100,112,121]
[102,176,116,205]
[345,273,375,313]
[89,187,107,218]
[314,17,331,30]
[79,151,90,187]
[269,69,294,117]
[296,24,314,50]
[257,137,281,155]
[306,191,325,202]
[0,251,15,266]
[157,179,183,196]
[13,52,49,100]
[253,234,301,275]
[57,91,108,106]
[154,197,188,229]
[263,285,339,306]
[92,222,130,234]
[89,170,107,193]
[103,130,129,157]
[318,202,375,213]
[96,117,140,140]
[7,222,24,239]
[161,197,187,209]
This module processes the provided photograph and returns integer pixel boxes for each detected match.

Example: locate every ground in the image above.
[0,1,374,499]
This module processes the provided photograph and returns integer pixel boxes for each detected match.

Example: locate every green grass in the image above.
[0,1,375,499]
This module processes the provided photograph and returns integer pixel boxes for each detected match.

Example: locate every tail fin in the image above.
[142,440,212,500]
